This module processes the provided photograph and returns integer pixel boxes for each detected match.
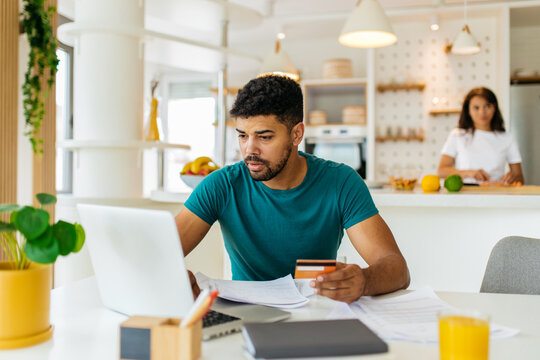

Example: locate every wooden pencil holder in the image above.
[119,316,202,360]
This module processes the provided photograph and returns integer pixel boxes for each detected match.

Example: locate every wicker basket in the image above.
[342,106,366,125]
[323,58,353,79]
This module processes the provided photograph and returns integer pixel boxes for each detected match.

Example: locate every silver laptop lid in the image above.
[77,204,194,318]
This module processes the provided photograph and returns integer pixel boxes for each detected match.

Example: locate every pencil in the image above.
[181,291,219,328]
[180,288,210,328]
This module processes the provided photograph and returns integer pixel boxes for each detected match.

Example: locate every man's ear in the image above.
[291,122,304,146]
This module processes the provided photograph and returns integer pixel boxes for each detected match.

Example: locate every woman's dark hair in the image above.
[230,75,303,131]
[458,87,505,132]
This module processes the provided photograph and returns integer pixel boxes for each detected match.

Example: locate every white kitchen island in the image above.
[348,188,540,292]
[150,187,540,292]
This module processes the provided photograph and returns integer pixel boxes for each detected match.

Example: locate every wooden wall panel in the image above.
[0,0,19,261]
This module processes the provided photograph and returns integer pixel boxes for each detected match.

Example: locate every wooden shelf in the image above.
[209,87,240,95]
[376,136,425,143]
[510,76,540,84]
[212,120,236,127]
[377,83,426,92]
[302,78,367,87]
[428,109,461,116]
[305,123,366,127]
[306,137,365,144]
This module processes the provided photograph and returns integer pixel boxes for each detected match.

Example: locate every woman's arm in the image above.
[437,154,490,181]
[501,163,525,184]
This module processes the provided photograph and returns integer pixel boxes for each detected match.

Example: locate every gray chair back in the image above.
[480,236,540,295]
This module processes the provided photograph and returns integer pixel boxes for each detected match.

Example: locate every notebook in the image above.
[77,204,290,340]
[242,319,388,359]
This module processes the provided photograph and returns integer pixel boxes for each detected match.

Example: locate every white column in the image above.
[72,0,144,198]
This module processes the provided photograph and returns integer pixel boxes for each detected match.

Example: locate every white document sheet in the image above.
[195,273,309,309]
[326,287,519,343]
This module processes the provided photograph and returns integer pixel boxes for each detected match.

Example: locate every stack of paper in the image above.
[326,287,519,343]
[195,273,309,309]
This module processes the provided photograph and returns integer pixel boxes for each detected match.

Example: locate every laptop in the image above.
[77,204,290,340]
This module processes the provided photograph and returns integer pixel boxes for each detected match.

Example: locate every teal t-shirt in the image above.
[184,152,379,281]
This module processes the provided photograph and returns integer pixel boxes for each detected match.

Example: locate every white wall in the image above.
[374,16,501,181]
[510,25,540,74]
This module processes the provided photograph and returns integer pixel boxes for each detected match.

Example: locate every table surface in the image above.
[1,277,539,360]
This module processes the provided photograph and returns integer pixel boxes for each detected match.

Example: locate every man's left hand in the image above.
[309,262,366,304]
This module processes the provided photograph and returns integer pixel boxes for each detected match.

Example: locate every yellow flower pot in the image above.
[0,262,53,349]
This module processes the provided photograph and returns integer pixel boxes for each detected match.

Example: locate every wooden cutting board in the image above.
[460,185,540,195]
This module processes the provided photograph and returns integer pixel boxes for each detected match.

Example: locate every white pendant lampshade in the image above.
[339,0,397,48]
[259,40,300,81]
[451,24,480,55]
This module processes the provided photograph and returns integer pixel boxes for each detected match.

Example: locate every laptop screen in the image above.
[77,204,195,317]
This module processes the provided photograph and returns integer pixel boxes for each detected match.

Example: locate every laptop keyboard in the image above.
[203,309,240,328]
[202,309,243,340]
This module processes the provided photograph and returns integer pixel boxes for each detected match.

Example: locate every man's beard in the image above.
[244,144,292,181]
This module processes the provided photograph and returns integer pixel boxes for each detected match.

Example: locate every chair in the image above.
[480,236,540,295]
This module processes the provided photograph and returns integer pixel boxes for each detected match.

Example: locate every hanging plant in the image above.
[20,0,60,155]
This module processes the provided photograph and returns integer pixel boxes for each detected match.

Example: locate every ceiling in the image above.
[56,0,540,73]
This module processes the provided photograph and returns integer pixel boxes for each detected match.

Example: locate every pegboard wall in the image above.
[374,17,499,181]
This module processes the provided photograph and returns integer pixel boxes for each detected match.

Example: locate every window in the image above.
[143,79,216,196]
[55,45,73,194]
[158,81,217,193]
[56,15,73,194]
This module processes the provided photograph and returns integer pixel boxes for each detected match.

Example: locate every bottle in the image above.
[146,80,160,141]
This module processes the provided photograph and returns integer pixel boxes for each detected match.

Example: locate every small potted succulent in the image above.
[0,193,85,349]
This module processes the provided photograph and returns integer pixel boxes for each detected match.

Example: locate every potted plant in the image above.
[0,193,85,349]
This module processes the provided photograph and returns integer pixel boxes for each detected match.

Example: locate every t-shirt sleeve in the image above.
[441,130,458,157]
[184,169,229,225]
[506,133,522,164]
[338,167,379,229]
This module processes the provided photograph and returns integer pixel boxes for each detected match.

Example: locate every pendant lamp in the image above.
[450,0,480,55]
[339,0,397,48]
[258,40,300,81]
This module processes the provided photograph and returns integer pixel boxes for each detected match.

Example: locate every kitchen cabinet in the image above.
[302,78,367,126]
[301,78,369,178]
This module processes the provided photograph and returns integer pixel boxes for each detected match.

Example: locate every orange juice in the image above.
[439,315,489,360]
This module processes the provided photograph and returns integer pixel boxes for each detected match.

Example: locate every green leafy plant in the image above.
[0,193,84,270]
[20,0,60,155]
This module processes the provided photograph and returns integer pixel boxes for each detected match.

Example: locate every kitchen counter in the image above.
[370,185,540,209]
[150,186,540,292]
[362,185,540,292]
[151,186,540,209]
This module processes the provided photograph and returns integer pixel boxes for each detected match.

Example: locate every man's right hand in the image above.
[187,270,200,299]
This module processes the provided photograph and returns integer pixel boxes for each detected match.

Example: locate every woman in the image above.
[438,87,524,184]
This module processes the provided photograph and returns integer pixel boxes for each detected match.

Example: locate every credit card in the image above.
[294,259,337,279]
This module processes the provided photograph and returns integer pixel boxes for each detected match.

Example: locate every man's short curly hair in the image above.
[230,75,303,130]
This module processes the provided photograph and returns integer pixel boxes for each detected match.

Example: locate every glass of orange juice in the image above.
[438,309,490,360]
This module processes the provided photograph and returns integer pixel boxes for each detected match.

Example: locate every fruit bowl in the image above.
[389,176,418,191]
[180,175,206,189]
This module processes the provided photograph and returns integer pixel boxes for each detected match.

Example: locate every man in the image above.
[176,75,409,304]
